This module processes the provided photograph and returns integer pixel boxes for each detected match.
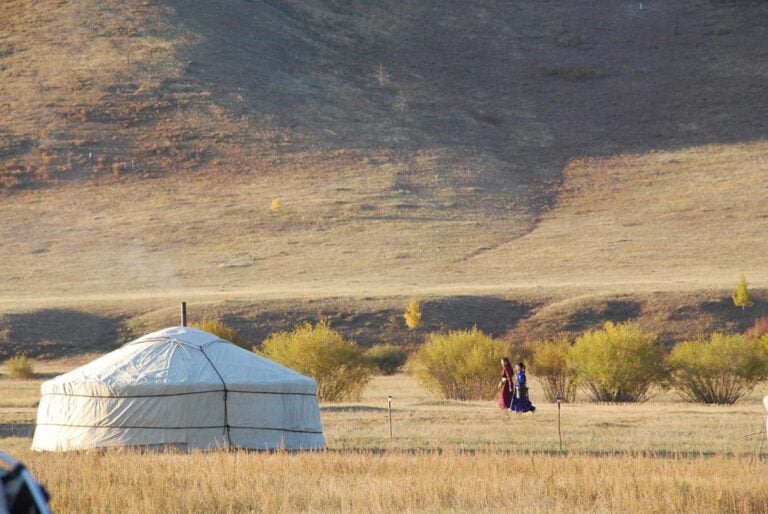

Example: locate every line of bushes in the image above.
[9,315,764,406]
[163,316,768,404]
[527,320,768,405]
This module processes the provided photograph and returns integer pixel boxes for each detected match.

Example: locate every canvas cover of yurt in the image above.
[31,326,325,451]
[764,395,768,441]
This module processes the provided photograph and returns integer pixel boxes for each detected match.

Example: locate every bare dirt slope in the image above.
[1,1,768,355]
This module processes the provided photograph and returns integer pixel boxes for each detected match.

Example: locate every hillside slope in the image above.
[3,0,768,200]
[1,0,768,350]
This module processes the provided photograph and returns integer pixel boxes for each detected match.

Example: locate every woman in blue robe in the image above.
[510,361,536,413]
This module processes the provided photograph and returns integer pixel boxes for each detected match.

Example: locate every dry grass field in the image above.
[2,364,768,513]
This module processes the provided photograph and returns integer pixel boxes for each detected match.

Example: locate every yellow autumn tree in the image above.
[732,273,753,310]
[403,299,423,331]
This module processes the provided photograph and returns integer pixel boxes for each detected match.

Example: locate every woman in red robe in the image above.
[497,357,514,410]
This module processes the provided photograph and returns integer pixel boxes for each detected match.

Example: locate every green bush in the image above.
[190,319,250,350]
[668,333,768,404]
[5,354,35,379]
[529,335,577,403]
[364,344,408,375]
[568,321,666,402]
[258,321,374,402]
[414,327,506,401]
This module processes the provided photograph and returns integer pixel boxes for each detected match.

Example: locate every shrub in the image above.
[505,338,535,367]
[529,335,577,403]
[258,321,374,402]
[668,333,768,404]
[568,321,666,402]
[5,355,35,379]
[364,344,408,375]
[414,327,506,400]
[190,319,250,350]
[0,174,20,189]
[745,316,768,341]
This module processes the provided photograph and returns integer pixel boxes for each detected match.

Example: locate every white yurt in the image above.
[31,326,325,451]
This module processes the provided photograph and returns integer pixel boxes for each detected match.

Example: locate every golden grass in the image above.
[4,449,764,514]
[3,362,768,513]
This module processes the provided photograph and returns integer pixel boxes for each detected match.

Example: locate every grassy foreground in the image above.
[1,449,764,513]
[2,364,768,513]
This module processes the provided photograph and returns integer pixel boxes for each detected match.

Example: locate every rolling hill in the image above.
[1,0,768,356]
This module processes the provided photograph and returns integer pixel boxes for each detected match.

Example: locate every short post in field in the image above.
[556,394,562,453]
[181,302,187,327]
[388,396,393,439]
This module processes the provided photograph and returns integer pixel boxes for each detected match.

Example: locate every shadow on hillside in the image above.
[503,290,768,346]
[162,0,768,219]
[700,296,768,333]
[421,296,537,337]
[0,310,129,360]
[217,296,539,347]
[564,300,642,333]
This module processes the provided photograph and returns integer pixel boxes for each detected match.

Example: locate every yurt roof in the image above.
[40,326,316,397]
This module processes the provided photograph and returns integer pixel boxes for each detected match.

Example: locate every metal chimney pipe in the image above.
[181,302,187,327]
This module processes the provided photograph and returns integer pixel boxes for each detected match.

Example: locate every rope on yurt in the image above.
[199,344,231,448]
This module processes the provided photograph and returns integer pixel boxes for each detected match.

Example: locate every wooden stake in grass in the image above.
[556,394,563,453]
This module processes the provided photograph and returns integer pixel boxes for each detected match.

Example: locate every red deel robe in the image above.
[498,363,514,409]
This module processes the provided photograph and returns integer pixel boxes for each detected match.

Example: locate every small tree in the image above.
[529,335,577,403]
[414,327,506,400]
[732,273,753,310]
[259,321,374,402]
[364,344,408,375]
[190,319,250,350]
[568,321,666,402]
[668,333,768,404]
[403,299,423,331]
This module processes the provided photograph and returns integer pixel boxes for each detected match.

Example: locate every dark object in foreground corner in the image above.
[0,451,52,514]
